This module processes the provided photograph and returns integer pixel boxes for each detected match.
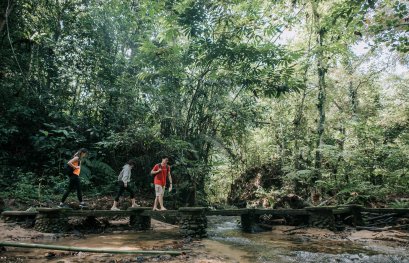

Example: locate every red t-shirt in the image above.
[153,163,170,186]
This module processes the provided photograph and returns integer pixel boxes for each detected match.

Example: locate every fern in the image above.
[390,200,409,208]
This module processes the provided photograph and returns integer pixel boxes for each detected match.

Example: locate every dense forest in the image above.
[1,0,408,209]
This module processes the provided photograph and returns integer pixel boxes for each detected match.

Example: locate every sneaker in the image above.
[131,204,140,208]
[79,203,88,208]
[58,203,69,208]
[111,207,120,211]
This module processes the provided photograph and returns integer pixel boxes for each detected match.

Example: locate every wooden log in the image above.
[0,241,184,256]
[366,213,397,221]
[1,211,38,222]
[357,224,409,231]
[283,225,308,232]
[1,211,38,216]
[362,208,409,214]
[366,217,396,227]
[391,224,409,230]
[356,226,389,231]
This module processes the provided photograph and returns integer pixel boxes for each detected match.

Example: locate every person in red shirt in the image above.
[151,156,173,211]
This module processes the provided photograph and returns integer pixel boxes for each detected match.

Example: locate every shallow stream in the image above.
[2,216,409,262]
[205,216,409,263]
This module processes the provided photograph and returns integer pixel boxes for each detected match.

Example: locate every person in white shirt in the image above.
[111,160,138,210]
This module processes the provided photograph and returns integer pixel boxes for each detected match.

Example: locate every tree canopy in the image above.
[1,0,408,207]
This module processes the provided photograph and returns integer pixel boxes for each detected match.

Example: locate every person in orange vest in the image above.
[59,148,88,208]
[151,156,173,211]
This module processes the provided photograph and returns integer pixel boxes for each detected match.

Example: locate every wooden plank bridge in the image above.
[2,206,409,238]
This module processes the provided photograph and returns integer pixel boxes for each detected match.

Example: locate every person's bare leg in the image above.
[131,198,138,207]
[159,194,166,210]
[112,201,118,209]
[153,197,158,210]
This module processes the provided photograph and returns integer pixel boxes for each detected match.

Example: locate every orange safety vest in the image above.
[72,159,81,176]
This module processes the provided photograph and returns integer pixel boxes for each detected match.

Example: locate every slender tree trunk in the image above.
[0,0,14,33]
[333,125,345,181]
[183,67,211,138]
[311,0,327,183]
[344,64,356,184]
[349,80,358,117]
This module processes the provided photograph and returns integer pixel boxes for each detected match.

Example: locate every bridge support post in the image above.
[34,208,69,233]
[306,207,335,230]
[241,209,259,233]
[178,207,207,238]
[128,207,151,230]
[348,204,364,226]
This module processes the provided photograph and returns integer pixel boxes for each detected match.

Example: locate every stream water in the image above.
[2,216,409,262]
[205,216,409,263]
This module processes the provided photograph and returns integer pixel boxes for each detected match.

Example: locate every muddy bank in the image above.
[269,225,409,245]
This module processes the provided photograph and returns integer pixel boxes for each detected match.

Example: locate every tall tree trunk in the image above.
[293,88,307,170]
[311,0,327,183]
[294,21,313,174]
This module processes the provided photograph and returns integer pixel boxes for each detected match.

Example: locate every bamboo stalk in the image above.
[0,242,183,256]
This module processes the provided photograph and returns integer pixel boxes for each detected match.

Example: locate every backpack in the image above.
[153,163,170,185]
[156,163,170,176]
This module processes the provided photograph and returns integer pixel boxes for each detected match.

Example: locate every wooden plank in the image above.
[1,211,38,216]
[178,207,208,212]
[305,206,337,211]
[65,210,133,217]
[206,209,249,216]
[141,210,179,217]
[332,207,351,215]
[21,207,363,219]
[36,208,72,213]
[127,207,152,211]
[254,209,309,216]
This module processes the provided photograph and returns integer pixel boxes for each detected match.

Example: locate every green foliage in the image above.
[10,171,40,202]
[0,0,408,208]
[254,187,282,208]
